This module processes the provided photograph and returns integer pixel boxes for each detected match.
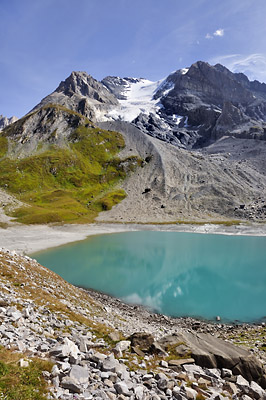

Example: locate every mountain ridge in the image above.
[1,61,266,225]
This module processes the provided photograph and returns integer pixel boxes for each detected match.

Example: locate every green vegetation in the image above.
[0,137,8,158]
[0,346,52,400]
[0,115,139,224]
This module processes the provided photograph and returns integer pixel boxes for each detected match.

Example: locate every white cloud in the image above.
[211,53,266,83]
[205,28,224,40]
[213,29,224,37]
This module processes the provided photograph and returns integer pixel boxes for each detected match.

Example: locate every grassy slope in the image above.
[0,110,140,224]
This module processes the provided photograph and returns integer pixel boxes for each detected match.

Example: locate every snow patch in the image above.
[181,68,189,75]
[106,78,164,122]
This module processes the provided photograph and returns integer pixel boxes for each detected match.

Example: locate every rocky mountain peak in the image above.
[31,71,118,121]
[0,114,18,131]
[56,71,118,105]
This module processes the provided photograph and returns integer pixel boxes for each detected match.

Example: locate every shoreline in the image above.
[0,221,266,255]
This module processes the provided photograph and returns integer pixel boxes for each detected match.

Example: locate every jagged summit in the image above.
[32,70,118,121]
[0,114,18,131]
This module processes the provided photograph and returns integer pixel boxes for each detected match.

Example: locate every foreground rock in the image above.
[0,248,265,399]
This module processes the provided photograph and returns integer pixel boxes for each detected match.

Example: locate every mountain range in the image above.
[1,61,266,224]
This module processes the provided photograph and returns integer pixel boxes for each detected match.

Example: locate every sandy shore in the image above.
[0,221,266,255]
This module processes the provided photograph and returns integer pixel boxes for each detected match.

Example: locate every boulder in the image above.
[158,332,266,387]
[129,332,154,352]
[114,381,131,396]
[61,376,81,393]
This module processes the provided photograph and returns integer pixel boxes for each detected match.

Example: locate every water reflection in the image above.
[33,231,266,322]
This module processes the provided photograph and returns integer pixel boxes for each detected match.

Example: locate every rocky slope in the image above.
[0,248,266,399]
[96,121,266,223]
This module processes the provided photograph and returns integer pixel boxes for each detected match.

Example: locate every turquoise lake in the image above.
[32,231,266,323]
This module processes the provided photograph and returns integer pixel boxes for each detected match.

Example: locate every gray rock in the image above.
[183,386,198,399]
[6,307,22,321]
[51,364,60,377]
[114,381,131,396]
[249,380,266,399]
[61,376,81,393]
[115,340,131,353]
[90,351,107,364]
[221,368,232,378]
[160,360,168,368]
[236,375,249,388]
[68,364,89,384]
[134,385,145,400]
[49,337,79,360]
[157,377,168,391]
[129,332,154,352]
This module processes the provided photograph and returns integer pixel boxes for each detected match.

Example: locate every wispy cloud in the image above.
[210,53,266,83]
[205,28,224,39]
[213,29,224,37]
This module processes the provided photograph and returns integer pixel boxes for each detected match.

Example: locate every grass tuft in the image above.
[0,346,52,400]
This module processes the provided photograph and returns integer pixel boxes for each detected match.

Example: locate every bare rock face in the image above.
[158,61,266,146]
[32,71,119,122]
[0,115,18,131]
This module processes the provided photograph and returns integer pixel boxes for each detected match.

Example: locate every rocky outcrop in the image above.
[0,114,18,131]
[158,333,266,388]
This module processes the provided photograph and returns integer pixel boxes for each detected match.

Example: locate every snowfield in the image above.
[107,78,164,122]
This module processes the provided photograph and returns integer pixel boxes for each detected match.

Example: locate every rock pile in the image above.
[0,248,265,399]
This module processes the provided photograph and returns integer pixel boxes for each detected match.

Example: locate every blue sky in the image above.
[1,0,266,118]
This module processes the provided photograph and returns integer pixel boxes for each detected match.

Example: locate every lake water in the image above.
[32,231,266,323]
